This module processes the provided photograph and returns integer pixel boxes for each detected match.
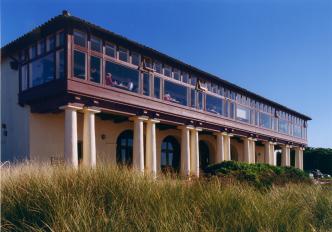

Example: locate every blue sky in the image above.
[1,0,332,148]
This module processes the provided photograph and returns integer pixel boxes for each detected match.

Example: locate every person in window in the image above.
[105,73,114,86]
[127,79,134,91]
[164,92,172,101]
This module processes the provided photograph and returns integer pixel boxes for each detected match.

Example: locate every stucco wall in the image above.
[1,57,30,162]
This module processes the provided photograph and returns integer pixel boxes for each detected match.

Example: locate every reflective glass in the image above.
[236,105,250,123]
[278,119,289,134]
[260,112,272,129]
[73,51,86,79]
[143,73,150,96]
[90,56,101,83]
[206,94,222,115]
[74,30,86,47]
[293,125,302,138]
[164,80,187,106]
[105,44,116,57]
[91,37,102,52]
[30,53,55,87]
[154,76,160,99]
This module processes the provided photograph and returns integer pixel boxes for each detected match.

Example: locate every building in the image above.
[1,11,311,176]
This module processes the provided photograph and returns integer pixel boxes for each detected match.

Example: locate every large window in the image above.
[164,80,187,106]
[118,47,128,62]
[105,61,139,93]
[91,36,102,52]
[260,112,272,129]
[56,49,65,79]
[143,73,150,96]
[198,92,203,110]
[73,51,86,79]
[131,52,140,66]
[105,44,116,58]
[293,125,302,138]
[154,76,160,99]
[29,53,54,87]
[74,30,86,47]
[161,136,180,172]
[90,56,101,83]
[116,130,133,166]
[278,119,289,134]
[236,105,250,123]
[206,94,222,115]
[191,89,196,108]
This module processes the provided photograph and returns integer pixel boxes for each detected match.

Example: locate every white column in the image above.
[82,107,100,168]
[264,141,275,165]
[244,138,250,163]
[180,126,191,177]
[145,119,159,178]
[251,139,256,164]
[133,116,147,173]
[215,132,224,163]
[222,132,232,161]
[295,147,304,170]
[281,145,291,166]
[190,128,201,177]
[60,105,82,168]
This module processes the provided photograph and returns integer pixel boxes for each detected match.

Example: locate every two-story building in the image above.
[1,11,311,177]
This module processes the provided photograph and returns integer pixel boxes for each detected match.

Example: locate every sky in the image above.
[1,0,332,148]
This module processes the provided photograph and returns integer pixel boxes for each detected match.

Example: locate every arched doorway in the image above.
[199,141,210,170]
[231,145,239,161]
[161,136,180,172]
[116,130,133,166]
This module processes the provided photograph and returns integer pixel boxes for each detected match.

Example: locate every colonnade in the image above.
[60,105,305,177]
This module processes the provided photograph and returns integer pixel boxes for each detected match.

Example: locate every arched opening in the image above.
[276,151,282,166]
[231,144,239,161]
[199,140,210,170]
[161,136,180,172]
[116,130,133,166]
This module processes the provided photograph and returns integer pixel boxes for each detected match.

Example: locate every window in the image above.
[90,56,101,83]
[224,100,229,117]
[105,61,139,93]
[173,69,180,80]
[118,47,128,62]
[131,52,140,66]
[73,50,86,79]
[260,112,272,129]
[164,65,172,77]
[230,102,235,118]
[190,75,197,86]
[164,80,187,106]
[47,35,56,51]
[30,45,37,59]
[206,94,222,115]
[105,44,116,58]
[116,130,133,166]
[38,40,45,55]
[236,105,250,123]
[56,49,65,79]
[278,119,289,134]
[29,53,55,87]
[154,76,161,99]
[90,36,102,52]
[182,72,189,83]
[74,30,86,47]
[143,73,150,96]
[293,125,302,138]
[57,31,65,47]
[154,61,162,74]
[143,57,153,70]
[161,136,180,172]
[21,65,28,90]
[198,92,203,110]
[191,89,196,108]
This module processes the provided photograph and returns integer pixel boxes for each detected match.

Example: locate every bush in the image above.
[1,164,331,232]
[204,161,310,188]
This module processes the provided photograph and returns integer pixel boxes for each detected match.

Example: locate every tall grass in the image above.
[1,164,332,232]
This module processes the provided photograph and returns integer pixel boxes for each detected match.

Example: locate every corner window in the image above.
[236,105,250,123]
[131,52,140,66]
[73,50,86,79]
[29,53,55,87]
[118,47,128,62]
[90,56,101,83]
[105,44,116,58]
[56,49,65,79]
[57,31,65,47]
[206,94,222,115]
[91,36,102,52]
[164,80,187,106]
[105,61,139,93]
[143,73,150,96]
[74,30,86,47]
[260,112,272,129]
[153,76,161,99]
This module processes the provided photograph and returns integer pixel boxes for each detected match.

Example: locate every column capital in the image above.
[83,107,101,114]
[130,115,149,122]
[195,127,203,132]
[147,118,160,124]
[59,104,83,111]
[221,132,233,137]
[177,125,195,130]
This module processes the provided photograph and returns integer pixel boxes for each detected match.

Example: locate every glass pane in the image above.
[182,73,189,83]
[29,53,55,87]
[191,76,197,86]
[198,92,203,110]
[191,89,196,108]
[154,62,162,74]
[164,80,187,106]
[38,40,45,55]
[260,112,272,129]
[131,52,140,65]
[105,44,116,57]
[143,73,150,96]
[74,30,86,47]
[224,100,229,117]
[154,76,160,99]
[230,102,235,118]
[73,50,86,79]
[47,35,56,51]
[57,31,65,47]
[105,61,139,93]
[173,69,180,80]
[293,125,302,138]
[91,37,102,52]
[278,119,289,134]
[119,47,128,62]
[164,66,171,77]
[161,151,167,166]
[21,65,28,90]
[56,49,65,79]
[90,56,101,83]
[30,45,37,59]
[206,94,222,115]
[236,105,250,123]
